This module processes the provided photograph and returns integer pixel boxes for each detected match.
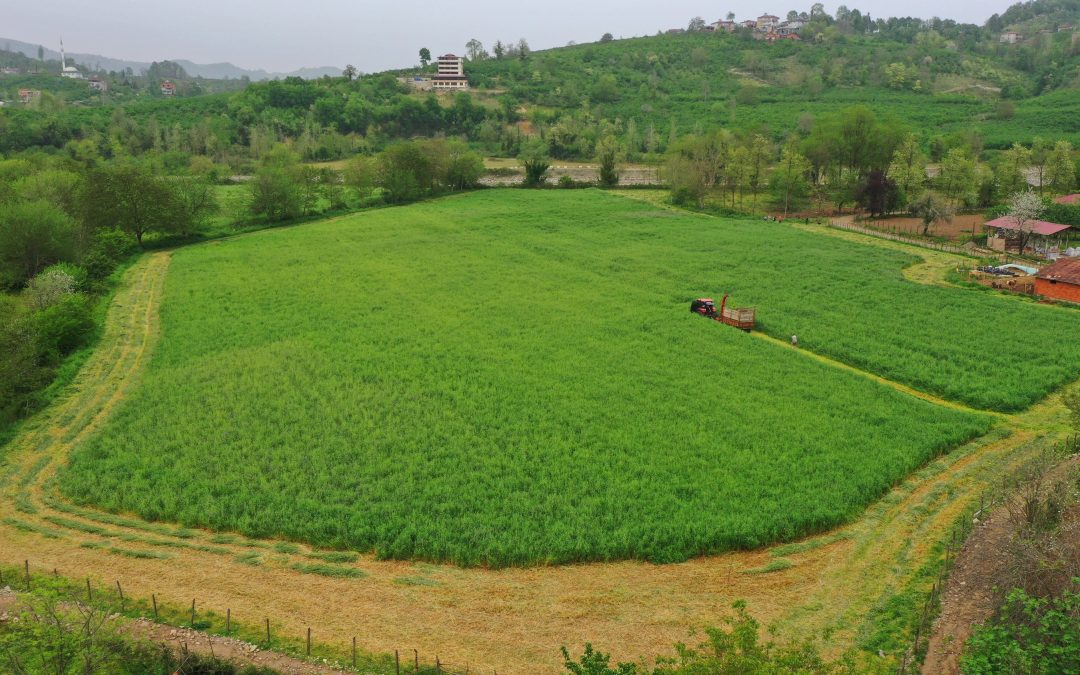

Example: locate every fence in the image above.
[827,220,1002,258]
[0,561,490,675]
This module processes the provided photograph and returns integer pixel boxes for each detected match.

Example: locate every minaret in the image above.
[60,38,66,70]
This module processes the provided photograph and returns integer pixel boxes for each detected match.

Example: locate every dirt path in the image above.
[0,237,1075,673]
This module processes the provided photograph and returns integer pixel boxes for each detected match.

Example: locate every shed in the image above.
[984,216,1072,255]
[1035,258,1080,304]
[1054,194,1079,205]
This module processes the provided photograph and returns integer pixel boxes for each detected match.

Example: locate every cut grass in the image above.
[289,562,367,578]
[2,517,64,539]
[57,190,1080,566]
[745,558,795,575]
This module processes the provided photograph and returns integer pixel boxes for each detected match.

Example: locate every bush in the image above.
[82,228,137,281]
[962,586,1080,675]
[26,267,77,310]
[32,294,94,363]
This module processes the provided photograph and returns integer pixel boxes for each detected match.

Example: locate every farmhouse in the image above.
[985,216,1072,255]
[1035,258,1080,304]
[1000,31,1023,44]
[756,14,780,32]
[1,66,19,75]
[160,80,176,96]
[432,54,468,90]
[711,20,737,32]
[18,88,40,104]
[88,76,108,92]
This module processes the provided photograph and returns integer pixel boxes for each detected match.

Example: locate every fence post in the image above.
[265,618,271,645]
[226,608,231,634]
[436,656,441,675]
[151,593,158,620]
[414,649,419,673]
[116,580,125,611]
[395,649,400,675]
[306,627,311,656]
[24,560,30,590]
[87,577,93,603]
[352,636,357,667]
[190,598,195,626]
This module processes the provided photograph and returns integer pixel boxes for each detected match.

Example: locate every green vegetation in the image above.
[963,586,1080,674]
[53,189,1053,566]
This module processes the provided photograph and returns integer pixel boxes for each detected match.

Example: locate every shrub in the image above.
[26,267,77,310]
[32,294,94,362]
[82,228,137,281]
[962,586,1080,675]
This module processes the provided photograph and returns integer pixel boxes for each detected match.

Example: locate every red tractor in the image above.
[690,296,756,331]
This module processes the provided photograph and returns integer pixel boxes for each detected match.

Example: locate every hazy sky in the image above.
[7,1,1019,74]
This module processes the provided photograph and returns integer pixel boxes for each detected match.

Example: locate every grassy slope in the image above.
[52,190,1036,567]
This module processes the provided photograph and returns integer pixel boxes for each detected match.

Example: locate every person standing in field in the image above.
[791,334,798,347]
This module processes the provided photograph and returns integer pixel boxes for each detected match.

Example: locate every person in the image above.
[791,334,798,347]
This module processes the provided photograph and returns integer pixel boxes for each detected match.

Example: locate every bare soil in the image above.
[853,214,986,241]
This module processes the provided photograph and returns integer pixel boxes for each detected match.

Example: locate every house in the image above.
[985,216,1072,255]
[160,80,176,96]
[1035,258,1080,303]
[1000,31,1023,44]
[18,88,41,104]
[711,20,737,33]
[742,20,758,29]
[665,28,686,35]
[0,67,19,75]
[88,76,108,92]
[778,20,805,35]
[432,54,468,90]
[756,14,780,32]
[1053,194,1079,205]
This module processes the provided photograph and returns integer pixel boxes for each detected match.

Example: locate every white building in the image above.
[1000,31,1023,44]
[59,39,84,79]
[756,14,780,33]
[432,54,468,89]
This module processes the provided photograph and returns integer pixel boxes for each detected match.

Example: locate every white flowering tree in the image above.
[1007,190,1045,254]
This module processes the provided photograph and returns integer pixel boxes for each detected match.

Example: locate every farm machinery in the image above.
[690,296,756,331]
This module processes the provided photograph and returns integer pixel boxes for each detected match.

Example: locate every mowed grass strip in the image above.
[58,190,1075,566]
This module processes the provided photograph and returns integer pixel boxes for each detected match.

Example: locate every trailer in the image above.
[689,295,756,331]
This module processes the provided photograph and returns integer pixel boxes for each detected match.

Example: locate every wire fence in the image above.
[827,221,1003,259]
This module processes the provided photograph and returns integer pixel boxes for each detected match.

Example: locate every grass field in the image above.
[56,190,1080,566]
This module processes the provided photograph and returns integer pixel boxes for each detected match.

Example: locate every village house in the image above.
[18,88,41,104]
[985,216,1073,255]
[1000,31,1023,44]
[0,67,20,75]
[432,54,469,90]
[756,14,781,32]
[1035,258,1080,304]
[88,76,108,92]
[711,20,737,32]
[741,20,758,29]
[160,80,176,96]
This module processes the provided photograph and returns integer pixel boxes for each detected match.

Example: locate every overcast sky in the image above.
[7,1,1019,74]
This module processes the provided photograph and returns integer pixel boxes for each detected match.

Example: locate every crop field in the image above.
[56,190,1080,566]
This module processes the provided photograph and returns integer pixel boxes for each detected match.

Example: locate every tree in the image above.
[746,135,772,209]
[600,33,614,43]
[937,148,978,207]
[79,165,182,247]
[858,169,898,218]
[688,17,707,32]
[377,141,434,202]
[250,167,302,221]
[465,39,485,61]
[172,176,219,235]
[0,201,75,287]
[1045,141,1075,194]
[996,143,1032,198]
[910,191,952,235]
[518,138,551,187]
[419,48,431,67]
[771,142,812,217]
[516,38,530,61]
[443,141,484,190]
[888,134,927,207]
[1006,190,1045,253]
[343,64,357,81]
[596,136,620,187]
[493,40,505,59]
[1029,138,1052,193]
[725,146,750,208]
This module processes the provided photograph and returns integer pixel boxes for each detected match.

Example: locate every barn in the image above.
[1035,258,1080,304]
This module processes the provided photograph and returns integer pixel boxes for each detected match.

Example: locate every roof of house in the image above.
[1036,257,1080,285]
[1054,194,1080,205]
[985,216,1072,236]
[439,54,459,59]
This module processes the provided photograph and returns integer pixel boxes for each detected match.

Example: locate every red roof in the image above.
[1036,258,1080,285]
[1054,194,1079,205]
[985,216,1071,236]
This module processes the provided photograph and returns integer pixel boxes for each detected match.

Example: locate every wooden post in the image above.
[87,577,93,603]
[307,627,311,656]
[226,608,231,634]
[352,636,357,667]
[24,560,30,590]
[395,649,400,675]
[436,656,441,675]
[116,580,125,611]
[53,568,58,578]
[265,618,271,645]
[190,598,195,626]
[151,594,158,620]
[414,649,419,673]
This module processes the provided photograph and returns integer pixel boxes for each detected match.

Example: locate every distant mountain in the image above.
[0,37,340,80]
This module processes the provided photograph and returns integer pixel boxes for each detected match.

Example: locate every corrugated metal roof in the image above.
[1054,194,1079,205]
[1036,257,1080,285]
[985,216,1072,236]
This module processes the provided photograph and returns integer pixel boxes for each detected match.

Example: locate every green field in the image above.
[57,190,1080,566]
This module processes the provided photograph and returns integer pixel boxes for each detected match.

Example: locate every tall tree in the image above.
[1007,190,1045,253]
[1046,141,1075,194]
[418,48,431,67]
[0,200,74,286]
[595,136,620,187]
[465,39,485,61]
[746,135,773,209]
[888,134,927,207]
[79,165,182,247]
[910,192,952,236]
[937,148,978,207]
[771,142,812,217]
[996,143,1032,198]
[343,64,357,81]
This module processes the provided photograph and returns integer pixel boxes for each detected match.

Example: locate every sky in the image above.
[6,1,1020,74]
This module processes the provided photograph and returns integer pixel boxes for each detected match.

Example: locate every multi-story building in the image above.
[433,54,469,90]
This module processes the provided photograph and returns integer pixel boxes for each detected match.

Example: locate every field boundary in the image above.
[826,220,998,258]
